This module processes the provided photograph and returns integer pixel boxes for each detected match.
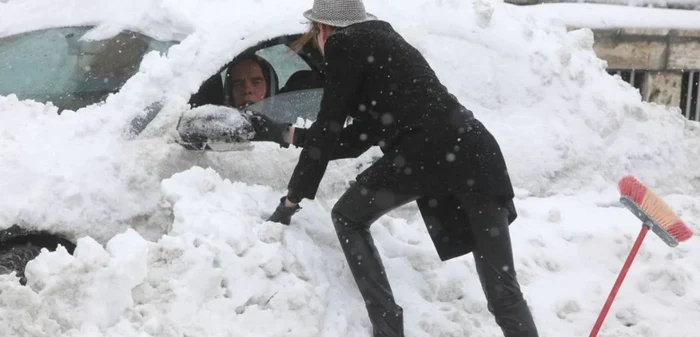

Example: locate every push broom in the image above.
[589,175,694,337]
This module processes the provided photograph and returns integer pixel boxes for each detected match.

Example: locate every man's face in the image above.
[231,59,267,108]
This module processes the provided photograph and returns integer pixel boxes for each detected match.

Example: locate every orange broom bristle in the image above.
[618,176,646,205]
[618,176,693,243]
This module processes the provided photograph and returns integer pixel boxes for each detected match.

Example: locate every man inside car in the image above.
[225,54,277,108]
[182,50,327,150]
[179,53,291,149]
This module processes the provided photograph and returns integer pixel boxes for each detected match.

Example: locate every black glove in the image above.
[244,111,291,148]
[267,196,301,225]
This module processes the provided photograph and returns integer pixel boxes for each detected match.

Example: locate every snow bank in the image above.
[2,168,698,337]
[382,0,700,197]
[0,168,504,337]
[1,0,699,336]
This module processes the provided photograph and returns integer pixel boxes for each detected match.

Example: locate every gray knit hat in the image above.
[303,0,377,28]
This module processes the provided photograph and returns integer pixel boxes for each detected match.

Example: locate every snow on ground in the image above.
[0,0,699,336]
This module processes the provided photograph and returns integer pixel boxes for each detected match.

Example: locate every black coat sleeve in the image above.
[293,119,375,160]
[286,33,364,200]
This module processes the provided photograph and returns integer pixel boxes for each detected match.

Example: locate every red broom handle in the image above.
[589,225,649,337]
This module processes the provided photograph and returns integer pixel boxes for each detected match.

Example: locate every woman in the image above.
[267,1,539,336]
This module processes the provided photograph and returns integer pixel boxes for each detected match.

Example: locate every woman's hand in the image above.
[246,110,292,148]
[267,196,301,225]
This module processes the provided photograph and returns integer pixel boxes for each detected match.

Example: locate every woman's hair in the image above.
[290,22,338,53]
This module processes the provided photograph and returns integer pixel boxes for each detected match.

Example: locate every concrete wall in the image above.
[644,71,683,107]
[577,28,700,110]
[590,28,700,71]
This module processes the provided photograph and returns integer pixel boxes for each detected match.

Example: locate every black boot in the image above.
[485,292,538,337]
[332,212,404,337]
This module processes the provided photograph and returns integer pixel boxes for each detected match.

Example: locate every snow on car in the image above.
[0,22,333,282]
[1,0,699,336]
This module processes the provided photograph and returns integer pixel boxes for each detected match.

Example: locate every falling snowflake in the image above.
[381,113,394,125]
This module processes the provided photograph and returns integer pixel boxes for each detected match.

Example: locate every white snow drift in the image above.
[0,0,699,336]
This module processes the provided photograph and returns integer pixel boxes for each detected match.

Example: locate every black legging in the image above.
[330,184,539,337]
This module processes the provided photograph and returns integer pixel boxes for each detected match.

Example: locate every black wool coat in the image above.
[289,20,518,261]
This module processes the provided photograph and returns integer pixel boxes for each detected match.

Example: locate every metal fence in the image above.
[608,69,700,122]
[681,70,700,122]
[607,69,646,99]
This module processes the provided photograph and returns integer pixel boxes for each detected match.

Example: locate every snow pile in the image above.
[3,169,699,337]
[0,0,699,337]
[386,0,700,196]
[1,168,507,337]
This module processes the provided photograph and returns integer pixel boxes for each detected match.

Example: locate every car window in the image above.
[246,88,323,122]
[208,35,325,120]
[254,44,311,89]
[0,27,177,112]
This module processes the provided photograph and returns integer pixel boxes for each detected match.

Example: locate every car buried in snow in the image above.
[0,24,330,284]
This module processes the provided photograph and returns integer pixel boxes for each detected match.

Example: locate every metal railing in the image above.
[607,69,646,98]
[606,69,700,122]
[681,70,700,122]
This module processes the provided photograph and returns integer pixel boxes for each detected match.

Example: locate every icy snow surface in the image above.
[1,0,699,336]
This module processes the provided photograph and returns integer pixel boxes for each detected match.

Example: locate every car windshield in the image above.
[0,26,176,112]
